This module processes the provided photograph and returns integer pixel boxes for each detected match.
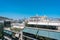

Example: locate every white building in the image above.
[23,15,60,40]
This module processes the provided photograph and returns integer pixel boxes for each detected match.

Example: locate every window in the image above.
[23,32,36,38]
[4,21,11,27]
[26,24,58,30]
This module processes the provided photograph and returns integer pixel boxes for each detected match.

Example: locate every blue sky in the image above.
[0,0,60,19]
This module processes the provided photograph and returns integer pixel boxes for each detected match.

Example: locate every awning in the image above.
[23,27,60,40]
[4,30,12,35]
[23,27,38,35]
[37,29,60,40]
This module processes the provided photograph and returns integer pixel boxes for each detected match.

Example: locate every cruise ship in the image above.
[23,15,60,40]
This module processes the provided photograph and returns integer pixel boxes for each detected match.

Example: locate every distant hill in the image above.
[0,16,13,21]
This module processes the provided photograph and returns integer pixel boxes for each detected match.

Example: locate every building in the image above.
[0,16,14,40]
[0,20,4,40]
[11,20,25,40]
[23,15,60,40]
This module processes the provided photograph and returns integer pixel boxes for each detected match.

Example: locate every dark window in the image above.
[4,21,11,27]
[23,32,57,40]
[23,32,36,39]
[0,23,3,39]
[26,24,58,30]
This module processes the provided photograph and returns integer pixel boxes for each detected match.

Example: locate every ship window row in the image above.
[26,24,58,30]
